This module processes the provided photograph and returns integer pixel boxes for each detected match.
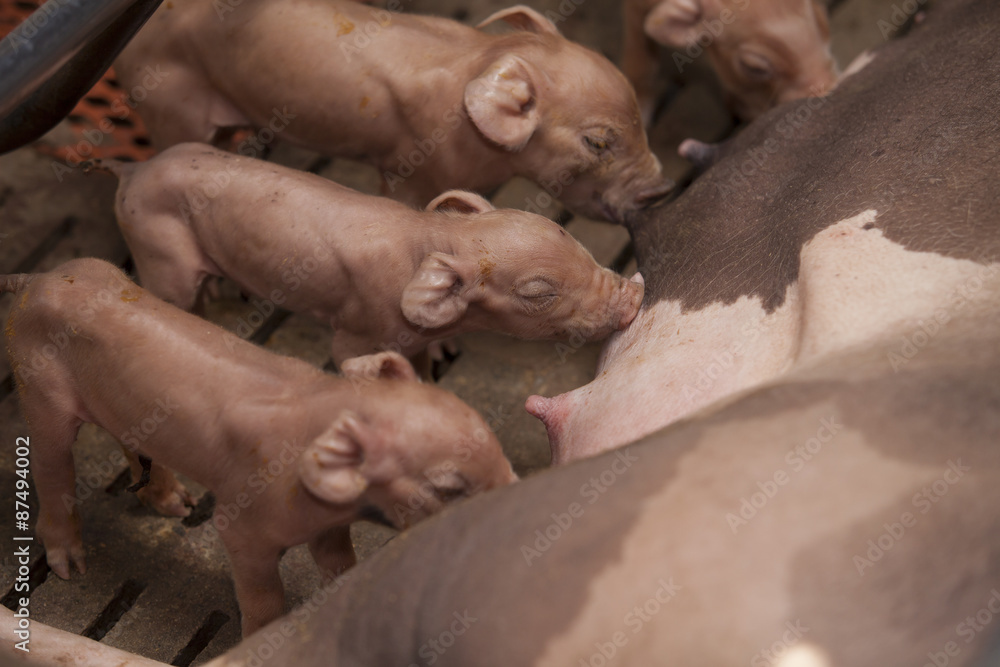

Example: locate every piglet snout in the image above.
[633,180,673,209]
[616,272,645,330]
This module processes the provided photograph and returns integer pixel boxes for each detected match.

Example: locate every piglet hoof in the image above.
[428,338,460,362]
[45,543,87,580]
[137,481,195,518]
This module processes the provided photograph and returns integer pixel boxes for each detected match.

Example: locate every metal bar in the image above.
[0,0,164,155]
[0,0,142,120]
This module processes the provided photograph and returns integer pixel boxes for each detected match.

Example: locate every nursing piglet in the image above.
[3,258,516,636]
[113,0,671,222]
[101,144,644,365]
[623,0,838,121]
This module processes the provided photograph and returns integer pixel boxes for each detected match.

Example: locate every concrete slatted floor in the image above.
[0,0,908,662]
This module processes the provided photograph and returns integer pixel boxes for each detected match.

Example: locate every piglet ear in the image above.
[644,0,704,48]
[477,5,561,36]
[425,190,495,215]
[341,351,420,383]
[465,55,539,151]
[298,412,371,506]
[401,252,479,329]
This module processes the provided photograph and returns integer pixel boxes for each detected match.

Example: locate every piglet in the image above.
[113,0,671,222]
[3,258,516,636]
[98,143,645,365]
[623,0,838,122]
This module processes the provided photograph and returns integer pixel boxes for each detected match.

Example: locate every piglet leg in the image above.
[222,528,286,637]
[126,69,250,150]
[123,448,194,517]
[25,399,87,580]
[408,349,433,382]
[308,525,356,583]
[125,236,207,313]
